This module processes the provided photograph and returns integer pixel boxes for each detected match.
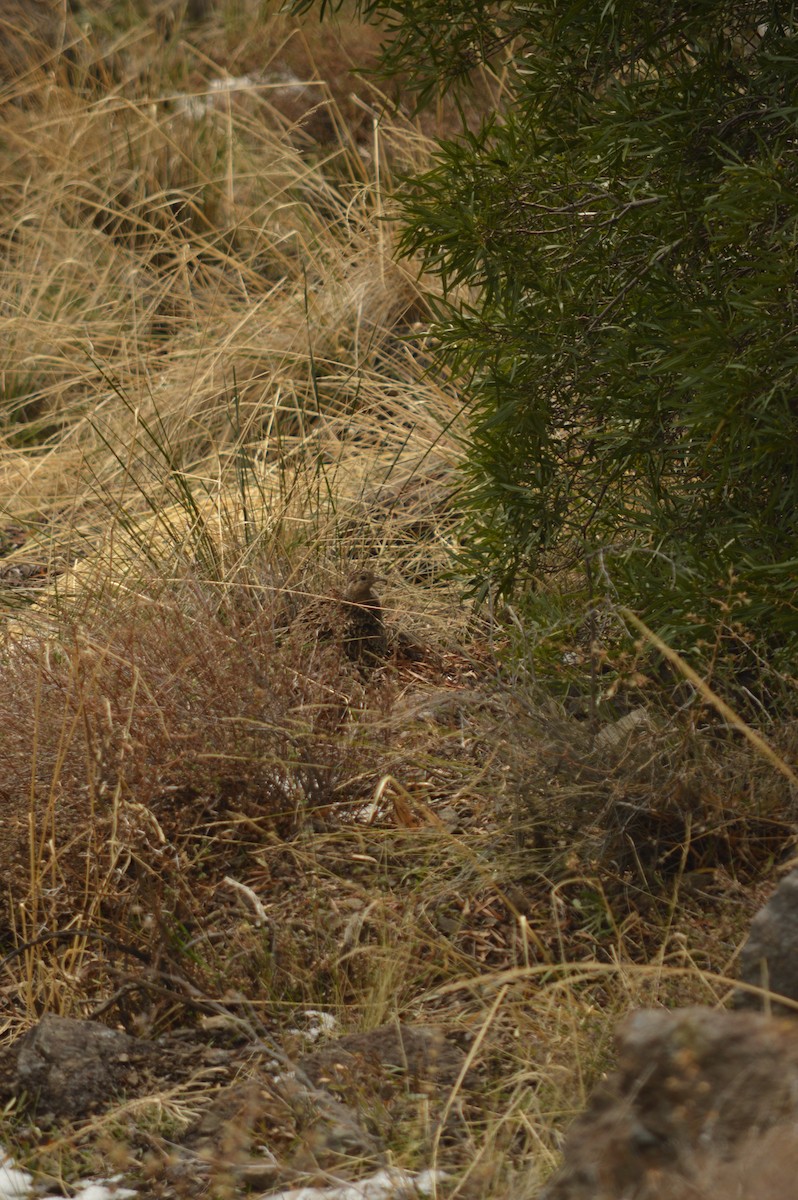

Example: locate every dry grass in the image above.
[0,4,796,1198]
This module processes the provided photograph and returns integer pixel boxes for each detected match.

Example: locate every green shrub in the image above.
[297,0,798,661]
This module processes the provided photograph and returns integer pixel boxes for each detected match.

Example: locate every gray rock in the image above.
[10,1013,156,1120]
[542,1006,798,1200]
[735,867,798,1014]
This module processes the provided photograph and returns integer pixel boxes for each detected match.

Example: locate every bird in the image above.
[284,570,389,671]
[341,570,388,667]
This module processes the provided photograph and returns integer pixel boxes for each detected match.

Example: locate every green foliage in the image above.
[298,0,798,657]
[289,0,525,103]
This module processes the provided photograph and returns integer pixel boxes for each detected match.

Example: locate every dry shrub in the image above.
[0,564,399,951]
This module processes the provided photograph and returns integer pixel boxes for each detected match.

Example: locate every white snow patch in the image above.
[265,1167,446,1200]
[0,1151,137,1200]
[57,1181,137,1200]
[0,1153,32,1200]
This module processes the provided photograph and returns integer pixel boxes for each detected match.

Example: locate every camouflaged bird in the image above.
[341,570,388,666]
[287,570,389,670]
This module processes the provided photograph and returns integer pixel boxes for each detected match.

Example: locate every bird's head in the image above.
[344,570,386,603]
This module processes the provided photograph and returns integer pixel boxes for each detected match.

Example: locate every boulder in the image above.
[4,1013,157,1120]
[542,1006,798,1200]
[734,866,798,1015]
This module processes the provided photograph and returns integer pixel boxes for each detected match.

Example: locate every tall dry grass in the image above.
[0,0,463,590]
[0,0,474,1022]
